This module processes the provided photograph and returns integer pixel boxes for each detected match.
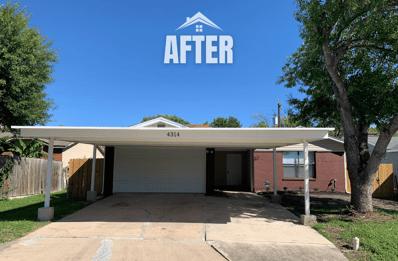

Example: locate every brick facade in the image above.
[253,151,346,192]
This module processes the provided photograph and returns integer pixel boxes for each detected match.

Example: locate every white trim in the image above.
[44,137,54,208]
[303,139,310,216]
[12,126,334,131]
[12,126,334,149]
[250,149,254,192]
[91,146,97,192]
[326,136,344,144]
[128,117,189,129]
[112,147,117,193]
[273,147,277,196]
[102,151,106,195]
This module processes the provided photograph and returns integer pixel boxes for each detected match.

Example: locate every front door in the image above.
[226,154,242,186]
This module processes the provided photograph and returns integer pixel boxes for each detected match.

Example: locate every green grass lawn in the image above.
[281,197,398,261]
[0,189,92,243]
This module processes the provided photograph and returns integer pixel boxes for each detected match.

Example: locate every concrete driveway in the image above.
[0,192,347,261]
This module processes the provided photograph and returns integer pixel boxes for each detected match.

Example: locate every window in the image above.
[282,152,315,178]
[196,25,203,32]
[157,124,165,128]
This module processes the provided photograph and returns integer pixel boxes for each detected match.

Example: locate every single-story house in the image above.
[368,136,398,185]
[13,117,334,221]
[254,137,346,193]
[0,132,104,168]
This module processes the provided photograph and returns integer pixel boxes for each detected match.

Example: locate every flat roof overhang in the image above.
[11,126,334,149]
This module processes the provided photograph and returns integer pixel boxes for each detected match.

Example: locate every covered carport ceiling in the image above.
[12,126,334,149]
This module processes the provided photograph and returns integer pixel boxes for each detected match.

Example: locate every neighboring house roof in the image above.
[368,136,398,151]
[129,117,190,129]
[184,124,211,128]
[326,136,344,144]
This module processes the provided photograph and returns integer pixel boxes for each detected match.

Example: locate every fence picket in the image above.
[0,156,65,198]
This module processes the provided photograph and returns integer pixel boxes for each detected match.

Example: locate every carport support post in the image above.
[300,139,316,226]
[271,147,281,203]
[87,145,97,202]
[38,137,54,221]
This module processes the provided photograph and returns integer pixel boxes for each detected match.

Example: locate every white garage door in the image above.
[113,147,206,193]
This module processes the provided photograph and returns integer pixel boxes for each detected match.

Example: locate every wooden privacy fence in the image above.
[68,158,104,198]
[0,156,66,198]
[346,163,394,197]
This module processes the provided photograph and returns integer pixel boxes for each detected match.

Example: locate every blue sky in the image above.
[17,0,304,127]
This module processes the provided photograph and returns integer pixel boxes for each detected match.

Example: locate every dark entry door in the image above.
[226,154,242,186]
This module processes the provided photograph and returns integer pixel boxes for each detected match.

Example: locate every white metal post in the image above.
[102,147,106,195]
[273,147,277,195]
[250,149,254,192]
[91,145,97,191]
[303,140,310,215]
[44,137,54,208]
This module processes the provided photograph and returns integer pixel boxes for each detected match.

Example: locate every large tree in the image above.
[279,0,398,212]
[0,2,58,133]
[141,114,190,124]
[209,116,242,128]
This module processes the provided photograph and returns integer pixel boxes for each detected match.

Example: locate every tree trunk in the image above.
[349,169,375,212]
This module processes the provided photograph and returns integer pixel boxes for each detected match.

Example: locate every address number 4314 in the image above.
[167,132,180,137]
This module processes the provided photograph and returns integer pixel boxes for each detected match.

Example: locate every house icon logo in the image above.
[176,12,223,32]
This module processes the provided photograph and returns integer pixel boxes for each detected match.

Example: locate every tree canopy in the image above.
[0,2,59,132]
[250,113,270,127]
[279,0,398,212]
[209,116,242,128]
[141,114,190,124]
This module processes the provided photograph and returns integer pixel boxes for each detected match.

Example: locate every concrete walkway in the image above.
[0,192,347,261]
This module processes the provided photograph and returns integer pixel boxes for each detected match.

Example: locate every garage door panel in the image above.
[116,147,203,159]
[116,158,202,171]
[114,147,205,193]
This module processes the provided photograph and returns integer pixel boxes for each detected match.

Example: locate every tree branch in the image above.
[347,45,396,53]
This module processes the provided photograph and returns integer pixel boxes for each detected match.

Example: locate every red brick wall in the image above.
[40,153,62,162]
[253,151,346,192]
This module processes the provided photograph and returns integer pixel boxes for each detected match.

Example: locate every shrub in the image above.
[299,186,304,192]
[283,187,288,192]
[314,187,320,192]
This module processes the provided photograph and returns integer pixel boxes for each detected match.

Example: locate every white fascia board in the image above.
[12,126,334,148]
[129,117,188,129]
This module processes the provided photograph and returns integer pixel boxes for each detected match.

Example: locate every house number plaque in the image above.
[167,132,180,137]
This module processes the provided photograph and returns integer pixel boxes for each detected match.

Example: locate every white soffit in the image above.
[12,126,334,149]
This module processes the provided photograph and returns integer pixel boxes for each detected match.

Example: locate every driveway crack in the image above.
[139,208,152,240]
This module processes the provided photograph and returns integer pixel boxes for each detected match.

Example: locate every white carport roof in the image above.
[12,126,334,149]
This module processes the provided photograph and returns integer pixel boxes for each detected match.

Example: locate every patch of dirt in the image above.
[319,226,366,260]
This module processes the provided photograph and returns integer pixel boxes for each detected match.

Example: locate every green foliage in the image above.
[0,136,47,158]
[368,126,398,136]
[281,115,312,127]
[0,156,15,196]
[278,0,398,131]
[141,114,190,124]
[209,116,242,128]
[0,1,58,131]
[250,113,269,127]
[313,214,398,261]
